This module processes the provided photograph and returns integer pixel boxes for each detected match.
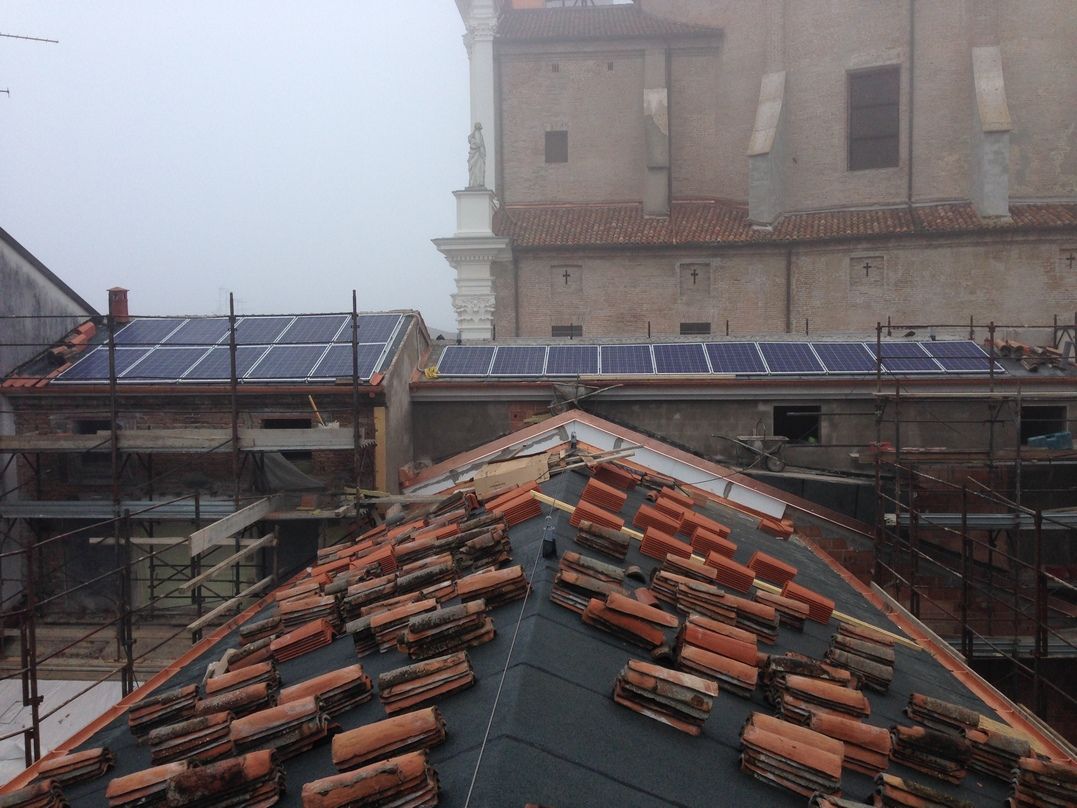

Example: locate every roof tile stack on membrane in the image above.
[8,452,1076,807]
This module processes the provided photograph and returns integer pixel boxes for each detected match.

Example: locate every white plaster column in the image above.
[461,0,498,193]
[433,189,512,341]
[969,46,1012,219]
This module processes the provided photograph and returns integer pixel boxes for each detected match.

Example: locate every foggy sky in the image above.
[1,2,469,331]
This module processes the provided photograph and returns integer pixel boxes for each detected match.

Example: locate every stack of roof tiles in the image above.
[739,712,843,799]
[30,747,114,788]
[723,592,779,644]
[580,477,628,512]
[269,619,336,664]
[904,693,979,736]
[568,499,624,531]
[489,487,542,526]
[452,528,511,573]
[395,553,456,592]
[550,551,625,614]
[582,591,679,650]
[106,761,191,807]
[678,510,731,541]
[690,527,736,559]
[348,598,437,656]
[455,564,529,608]
[400,601,495,660]
[704,552,756,593]
[229,637,274,671]
[807,710,892,776]
[675,614,759,698]
[889,725,971,784]
[239,615,282,645]
[669,576,738,623]
[575,519,629,559]
[747,550,797,586]
[341,574,397,622]
[612,659,717,736]
[639,526,692,561]
[163,750,285,808]
[275,580,322,605]
[652,496,689,525]
[826,624,895,693]
[0,779,67,807]
[772,674,871,723]
[873,772,973,808]
[195,681,275,719]
[754,590,809,631]
[147,712,235,764]
[378,651,476,715]
[593,462,637,490]
[963,725,1030,781]
[301,750,439,808]
[1010,756,1077,807]
[763,654,856,693]
[809,795,873,808]
[127,685,198,740]
[781,581,835,624]
[229,696,334,760]
[657,487,695,510]
[204,660,280,699]
[632,503,680,536]
[278,665,374,717]
[331,707,446,771]
[758,516,795,539]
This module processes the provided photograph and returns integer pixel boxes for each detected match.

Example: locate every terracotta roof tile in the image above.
[331,707,447,772]
[496,6,721,42]
[575,519,630,560]
[496,200,1077,249]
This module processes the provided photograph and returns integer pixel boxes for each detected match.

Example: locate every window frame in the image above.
[773,404,822,445]
[551,324,583,338]
[545,130,569,164]
[847,65,901,172]
[1020,405,1068,445]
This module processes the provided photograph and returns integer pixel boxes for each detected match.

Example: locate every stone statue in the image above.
[467,122,486,188]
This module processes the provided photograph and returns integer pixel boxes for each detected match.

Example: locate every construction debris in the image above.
[612,659,717,736]
[331,707,447,772]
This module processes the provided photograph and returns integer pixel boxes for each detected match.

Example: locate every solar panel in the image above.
[55,347,151,381]
[162,318,230,346]
[122,348,210,381]
[757,342,825,374]
[437,346,495,376]
[278,315,348,344]
[600,345,654,374]
[490,346,546,376]
[812,342,877,373]
[246,345,328,379]
[183,346,268,381]
[869,342,941,373]
[311,344,383,380]
[113,318,186,346]
[545,345,599,376]
[332,314,403,344]
[919,341,1002,373]
[653,343,709,374]
[235,317,292,344]
[704,343,767,374]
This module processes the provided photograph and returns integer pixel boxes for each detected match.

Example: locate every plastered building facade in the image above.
[439,0,1077,340]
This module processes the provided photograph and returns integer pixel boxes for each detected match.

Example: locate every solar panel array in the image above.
[435,340,1003,378]
[54,314,407,384]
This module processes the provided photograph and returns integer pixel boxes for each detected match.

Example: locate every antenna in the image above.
[1,31,59,97]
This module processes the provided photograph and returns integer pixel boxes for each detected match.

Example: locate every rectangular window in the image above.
[1021,405,1068,444]
[545,130,568,164]
[773,405,821,444]
[679,322,711,336]
[848,67,900,170]
[551,324,583,338]
[74,418,114,468]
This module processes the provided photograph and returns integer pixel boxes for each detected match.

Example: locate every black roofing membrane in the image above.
[63,470,1015,807]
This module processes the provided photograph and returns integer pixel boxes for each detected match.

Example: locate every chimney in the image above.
[108,287,130,324]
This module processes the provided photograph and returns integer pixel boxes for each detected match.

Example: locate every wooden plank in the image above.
[88,536,266,547]
[180,533,276,592]
[186,576,274,632]
[190,496,279,557]
[0,427,356,453]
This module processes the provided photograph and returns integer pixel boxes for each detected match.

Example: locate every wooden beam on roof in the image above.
[186,575,274,632]
[190,496,279,556]
[179,532,276,592]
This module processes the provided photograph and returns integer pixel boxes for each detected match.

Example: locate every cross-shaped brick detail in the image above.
[862,260,873,277]
[562,268,572,285]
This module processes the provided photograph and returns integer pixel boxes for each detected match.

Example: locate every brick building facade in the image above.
[440,0,1077,341]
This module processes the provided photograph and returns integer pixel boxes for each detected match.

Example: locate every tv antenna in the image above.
[1,31,60,97]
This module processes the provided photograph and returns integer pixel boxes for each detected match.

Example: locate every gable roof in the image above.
[495,200,1077,249]
[496,4,722,42]
[5,414,1070,806]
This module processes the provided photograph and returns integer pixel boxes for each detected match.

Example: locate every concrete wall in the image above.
[382,319,431,492]
[497,0,1077,210]
[505,231,1075,339]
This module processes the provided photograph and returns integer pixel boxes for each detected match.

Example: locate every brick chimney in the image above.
[108,287,130,324]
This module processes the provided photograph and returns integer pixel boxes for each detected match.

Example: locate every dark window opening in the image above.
[679,322,711,336]
[848,67,900,170]
[1021,405,1068,444]
[552,324,583,338]
[263,417,313,463]
[74,419,114,467]
[75,418,113,435]
[774,405,821,444]
[551,63,559,73]
[607,62,614,71]
[545,130,568,164]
